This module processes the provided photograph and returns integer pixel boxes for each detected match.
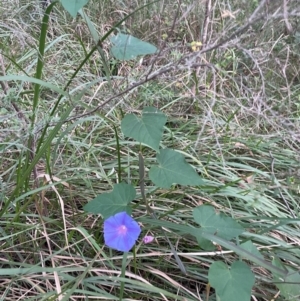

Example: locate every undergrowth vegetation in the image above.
[1,0,300,300]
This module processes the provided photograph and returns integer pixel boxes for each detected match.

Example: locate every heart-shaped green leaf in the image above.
[209,261,255,301]
[240,241,264,259]
[149,148,204,188]
[83,183,135,219]
[193,205,244,240]
[121,107,167,152]
[61,0,89,17]
[110,33,157,60]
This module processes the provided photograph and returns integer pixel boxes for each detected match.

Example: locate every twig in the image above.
[283,0,293,34]
[145,0,182,80]
[201,0,212,46]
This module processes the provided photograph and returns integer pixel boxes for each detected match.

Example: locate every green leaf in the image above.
[83,183,135,219]
[121,107,167,152]
[272,257,300,300]
[149,148,204,188]
[193,205,244,240]
[209,261,255,301]
[240,241,264,259]
[61,0,89,18]
[110,33,157,60]
[196,236,215,251]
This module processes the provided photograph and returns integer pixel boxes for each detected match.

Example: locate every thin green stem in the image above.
[113,125,122,182]
[119,252,128,301]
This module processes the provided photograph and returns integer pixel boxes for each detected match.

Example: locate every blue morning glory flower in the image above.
[104,211,141,252]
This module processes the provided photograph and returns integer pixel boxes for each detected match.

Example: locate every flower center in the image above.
[117,225,128,236]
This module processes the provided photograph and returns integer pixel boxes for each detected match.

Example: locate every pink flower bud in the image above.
[143,235,154,244]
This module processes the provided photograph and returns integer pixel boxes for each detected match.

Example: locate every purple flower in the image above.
[104,212,141,252]
[143,235,154,244]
